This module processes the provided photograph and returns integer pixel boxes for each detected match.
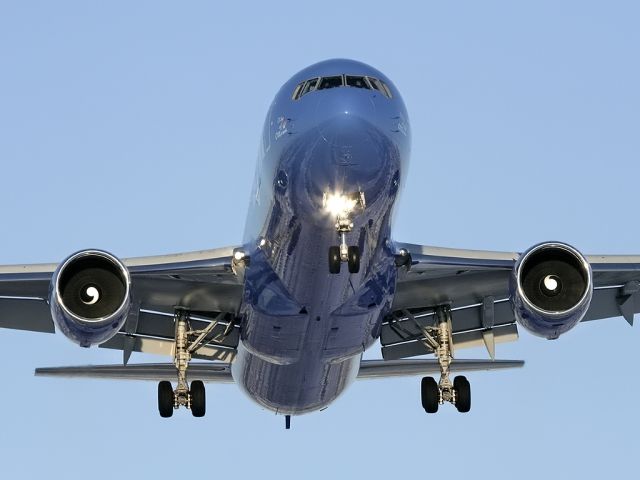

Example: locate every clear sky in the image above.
[1,1,638,479]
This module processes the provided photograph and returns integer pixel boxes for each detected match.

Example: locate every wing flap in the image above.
[583,286,640,324]
[393,270,512,311]
[128,276,242,314]
[0,298,54,333]
[99,333,237,362]
[381,323,519,360]
[126,309,240,346]
[381,300,515,345]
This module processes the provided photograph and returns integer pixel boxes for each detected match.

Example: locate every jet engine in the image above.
[49,250,131,347]
[510,242,593,339]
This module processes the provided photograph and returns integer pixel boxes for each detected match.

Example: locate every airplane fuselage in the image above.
[231,59,411,414]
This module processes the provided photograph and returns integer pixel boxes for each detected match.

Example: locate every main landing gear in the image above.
[157,309,208,418]
[419,306,471,414]
[325,192,364,275]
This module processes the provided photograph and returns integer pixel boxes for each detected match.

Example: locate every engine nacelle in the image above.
[49,250,131,347]
[510,242,593,340]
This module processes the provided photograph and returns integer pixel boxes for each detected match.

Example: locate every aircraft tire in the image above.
[329,246,341,274]
[421,376,439,413]
[347,246,360,274]
[454,376,471,413]
[190,380,206,417]
[158,381,174,418]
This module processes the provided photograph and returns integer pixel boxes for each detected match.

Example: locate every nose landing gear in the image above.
[324,192,364,275]
[329,231,360,274]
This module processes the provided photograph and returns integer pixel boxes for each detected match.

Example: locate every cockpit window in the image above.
[291,82,304,100]
[292,78,317,100]
[380,80,392,98]
[366,77,392,98]
[301,78,319,96]
[345,76,368,88]
[293,74,392,100]
[318,76,344,90]
[367,77,382,92]
[367,77,391,98]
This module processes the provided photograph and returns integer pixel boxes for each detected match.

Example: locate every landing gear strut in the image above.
[325,192,364,274]
[157,309,209,418]
[419,306,471,413]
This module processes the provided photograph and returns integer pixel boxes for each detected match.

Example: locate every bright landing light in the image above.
[323,193,358,217]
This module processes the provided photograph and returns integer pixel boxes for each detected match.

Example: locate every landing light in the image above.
[323,193,357,217]
[323,192,365,218]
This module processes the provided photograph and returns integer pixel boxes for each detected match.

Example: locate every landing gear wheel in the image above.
[454,376,471,413]
[329,246,341,274]
[158,381,174,418]
[421,376,439,413]
[190,380,206,417]
[347,246,360,274]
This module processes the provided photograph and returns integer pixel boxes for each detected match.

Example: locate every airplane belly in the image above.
[231,342,360,415]
[235,239,395,414]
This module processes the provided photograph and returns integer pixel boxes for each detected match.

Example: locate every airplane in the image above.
[2,58,639,426]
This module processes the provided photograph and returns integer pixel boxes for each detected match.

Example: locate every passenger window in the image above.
[318,76,344,90]
[345,76,369,89]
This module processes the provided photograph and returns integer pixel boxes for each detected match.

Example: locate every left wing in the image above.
[383,242,640,360]
[0,247,244,362]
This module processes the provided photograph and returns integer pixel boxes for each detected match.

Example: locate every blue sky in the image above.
[0,1,638,478]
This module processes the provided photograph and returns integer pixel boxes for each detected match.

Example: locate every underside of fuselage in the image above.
[231,59,411,414]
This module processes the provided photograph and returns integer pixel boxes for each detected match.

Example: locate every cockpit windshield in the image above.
[292,75,392,100]
[318,76,343,90]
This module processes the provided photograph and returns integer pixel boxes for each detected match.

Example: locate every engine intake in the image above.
[50,250,131,347]
[510,242,593,339]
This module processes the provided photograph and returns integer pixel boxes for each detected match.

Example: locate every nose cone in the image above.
[281,109,399,222]
[306,87,388,193]
[311,113,386,190]
[307,110,396,208]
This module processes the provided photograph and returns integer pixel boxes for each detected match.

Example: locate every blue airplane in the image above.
[2,59,639,425]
